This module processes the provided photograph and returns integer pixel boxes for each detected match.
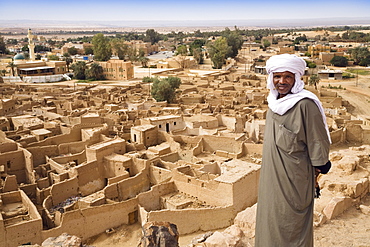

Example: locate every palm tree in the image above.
[309,74,320,90]
[86,62,104,80]
[6,62,16,76]
[139,56,149,67]
[63,54,73,72]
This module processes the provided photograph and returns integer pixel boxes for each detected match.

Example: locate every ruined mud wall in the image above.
[23,148,35,184]
[104,165,150,201]
[50,177,79,206]
[42,198,138,242]
[330,129,346,144]
[27,145,59,167]
[26,126,82,148]
[0,142,17,153]
[74,160,105,196]
[150,165,172,185]
[50,150,86,167]
[146,205,235,235]
[0,190,42,247]
[243,143,263,155]
[0,149,27,183]
[137,182,177,212]
[173,170,233,207]
[202,135,243,154]
[232,168,259,212]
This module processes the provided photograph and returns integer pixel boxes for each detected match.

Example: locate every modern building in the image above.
[98,59,134,80]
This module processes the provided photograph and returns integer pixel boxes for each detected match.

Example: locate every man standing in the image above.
[255,54,331,247]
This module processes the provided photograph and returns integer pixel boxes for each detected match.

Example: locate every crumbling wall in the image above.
[42,198,138,242]
[27,145,59,167]
[202,135,242,154]
[362,126,370,144]
[0,190,42,247]
[27,126,82,148]
[146,205,235,235]
[50,177,79,206]
[116,167,150,201]
[346,124,363,143]
[74,160,105,196]
[243,143,263,155]
[150,166,172,185]
[232,168,259,212]
[330,129,346,144]
[22,148,35,184]
[50,150,86,167]
[0,142,17,153]
[137,182,177,212]
[0,149,26,183]
[172,169,233,207]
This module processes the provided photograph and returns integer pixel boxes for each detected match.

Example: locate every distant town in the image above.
[0,24,369,246]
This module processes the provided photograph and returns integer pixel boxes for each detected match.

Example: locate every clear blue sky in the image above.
[0,0,369,21]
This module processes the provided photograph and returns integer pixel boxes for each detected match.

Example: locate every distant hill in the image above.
[1,17,370,30]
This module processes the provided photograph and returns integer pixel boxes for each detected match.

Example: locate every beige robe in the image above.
[255,98,330,247]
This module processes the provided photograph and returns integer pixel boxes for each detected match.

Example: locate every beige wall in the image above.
[42,199,138,242]
[146,206,235,235]
[0,190,42,247]
[0,149,26,183]
[99,60,134,80]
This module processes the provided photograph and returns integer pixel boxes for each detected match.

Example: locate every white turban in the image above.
[266,54,307,97]
[265,53,331,143]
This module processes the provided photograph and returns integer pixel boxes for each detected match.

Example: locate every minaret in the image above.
[27,28,35,61]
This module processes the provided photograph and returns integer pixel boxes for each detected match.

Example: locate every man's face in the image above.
[273,71,295,97]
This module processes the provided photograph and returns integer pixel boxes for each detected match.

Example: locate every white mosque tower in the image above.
[27,28,36,61]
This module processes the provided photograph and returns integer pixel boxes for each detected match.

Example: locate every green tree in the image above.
[68,46,78,55]
[34,45,50,53]
[207,37,231,69]
[145,29,160,45]
[223,29,243,58]
[151,76,181,103]
[0,69,6,76]
[143,76,160,83]
[165,76,181,89]
[330,56,348,67]
[84,46,94,55]
[85,62,104,80]
[305,60,317,68]
[92,33,112,61]
[6,62,16,76]
[21,45,28,52]
[138,56,149,67]
[174,45,188,68]
[189,39,206,55]
[35,54,42,60]
[349,47,370,65]
[262,39,271,50]
[110,38,129,60]
[192,47,204,64]
[293,35,307,44]
[308,74,320,89]
[70,61,87,80]
[63,53,73,72]
[48,55,59,61]
[127,47,138,62]
[359,55,370,67]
